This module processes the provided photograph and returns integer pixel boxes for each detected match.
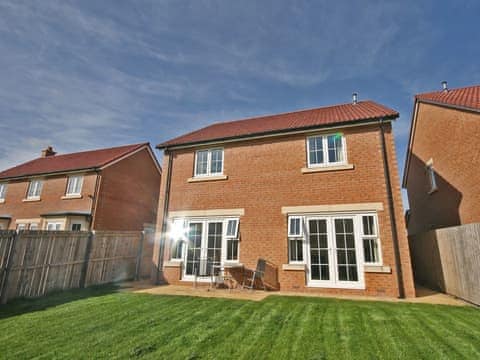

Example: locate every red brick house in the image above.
[0,143,161,231]
[403,84,480,236]
[152,98,415,298]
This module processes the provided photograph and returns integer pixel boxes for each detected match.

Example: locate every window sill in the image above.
[301,164,354,173]
[61,194,83,200]
[187,175,228,183]
[23,198,41,202]
[364,265,391,273]
[428,187,438,195]
[223,262,243,269]
[165,260,182,267]
[282,263,306,271]
[0,199,4,204]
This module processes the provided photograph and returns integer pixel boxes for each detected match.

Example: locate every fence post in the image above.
[1,231,18,305]
[79,231,94,289]
[135,231,145,281]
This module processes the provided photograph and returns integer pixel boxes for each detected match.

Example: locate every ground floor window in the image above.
[71,223,82,231]
[285,212,381,289]
[168,217,240,277]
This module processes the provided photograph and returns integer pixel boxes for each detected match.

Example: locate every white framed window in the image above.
[71,223,82,231]
[46,222,62,231]
[0,183,7,201]
[17,224,27,231]
[66,175,83,196]
[306,134,346,168]
[29,223,39,230]
[27,179,43,199]
[426,164,438,193]
[170,219,186,260]
[194,148,224,177]
[288,216,304,263]
[225,218,239,261]
[288,216,303,237]
[362,215,381,265]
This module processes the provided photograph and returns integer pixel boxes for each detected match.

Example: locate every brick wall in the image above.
[405,102,480,235]
[154,123,415,297]
[0,173,97,229]
[93,148,161,231]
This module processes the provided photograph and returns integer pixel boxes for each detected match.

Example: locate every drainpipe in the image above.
[89,170,102,231]
[155,148,173,284]
[379,119,405,298]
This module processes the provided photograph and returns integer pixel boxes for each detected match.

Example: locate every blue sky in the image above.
[1,1,479,207]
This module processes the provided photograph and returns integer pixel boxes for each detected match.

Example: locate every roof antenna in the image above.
[441,81,448,92]
[352,92,358,105]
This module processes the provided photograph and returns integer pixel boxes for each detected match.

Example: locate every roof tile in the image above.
[416,85,480,111]
[158,100,398,148]
[0,143,148,180]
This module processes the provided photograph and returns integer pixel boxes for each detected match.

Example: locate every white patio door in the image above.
[306,216,364,289]
[183,220,223,280]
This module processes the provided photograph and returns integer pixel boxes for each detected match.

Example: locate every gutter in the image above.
[154,148,173,284]
[379,119,405,298]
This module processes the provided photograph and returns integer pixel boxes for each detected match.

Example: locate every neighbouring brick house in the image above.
[403,83,480,236]
[0,143,161,231]
[152,97,415,298]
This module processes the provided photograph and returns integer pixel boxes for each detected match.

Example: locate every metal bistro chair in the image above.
[193,257,215,290]
[242,258,267,291]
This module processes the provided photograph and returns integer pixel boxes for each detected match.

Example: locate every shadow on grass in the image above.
[0,284,121,320]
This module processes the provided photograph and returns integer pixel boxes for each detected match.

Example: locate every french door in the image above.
[306,216,364,289]
[183,221,223,280]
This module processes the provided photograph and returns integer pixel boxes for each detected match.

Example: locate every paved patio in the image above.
[123,280,470,306]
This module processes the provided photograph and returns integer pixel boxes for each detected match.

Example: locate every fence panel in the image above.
[409,223,480,305]
[0,230,153,304]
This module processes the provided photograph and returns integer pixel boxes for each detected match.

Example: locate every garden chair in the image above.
[242,258,267,291]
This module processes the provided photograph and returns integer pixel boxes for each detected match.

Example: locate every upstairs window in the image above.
[194,148,223,177]
[27,180,43,199]
[362,215,381,264]
[225,218,239,261]
[288,216,304,263]
[0,183,6,201]
[307,134,346,167]
[66,175,84,196]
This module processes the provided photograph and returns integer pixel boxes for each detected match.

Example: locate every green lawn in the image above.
[0,287,479,359]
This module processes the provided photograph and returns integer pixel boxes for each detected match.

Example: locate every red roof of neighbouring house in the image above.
[415,85,480,111]
[0,143,149,180]
[157,100,399,148]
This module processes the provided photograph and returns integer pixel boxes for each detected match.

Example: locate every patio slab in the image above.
[122,281,470,306]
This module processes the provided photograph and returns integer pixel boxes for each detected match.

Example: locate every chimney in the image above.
[41,146,56,157]
[352,92,358,105]
[441,81,448,92]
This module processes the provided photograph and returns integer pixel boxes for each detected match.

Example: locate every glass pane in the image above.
[320,265,330,280]
[207,222,222,268]
[327,134,343,163]
[227,239,238,260]
[311,265,320,280]
[362,216,375,235]
[335,218,358,282]
[348,266,358,281]
[226,219,238,237]
[338,265,348,281]
[210,149,223,174]
[195,151,208,175]
[308,136,324,165]
[289,217,301,236]
[310,249,319,264]
[186,223,203,275]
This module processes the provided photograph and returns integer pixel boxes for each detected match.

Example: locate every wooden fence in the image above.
[409,223,480,305]
[0,230,153,304]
